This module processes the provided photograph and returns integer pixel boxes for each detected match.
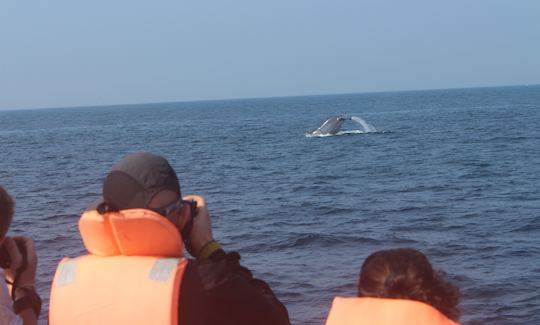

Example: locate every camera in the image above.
[0,238,27,269]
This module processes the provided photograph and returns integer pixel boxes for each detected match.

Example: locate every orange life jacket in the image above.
[49,209,188,325]
[325,297,461,325]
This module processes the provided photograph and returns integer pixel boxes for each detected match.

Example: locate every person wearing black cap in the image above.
[50,152,290,325]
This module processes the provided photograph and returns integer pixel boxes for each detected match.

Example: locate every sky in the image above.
[1,0,539,110]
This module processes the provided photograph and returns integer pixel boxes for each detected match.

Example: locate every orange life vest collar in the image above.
[50,209,188,325]
[79,209,184,257]
[326,297,460,325]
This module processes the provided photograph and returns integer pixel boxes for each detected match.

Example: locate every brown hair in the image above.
[0,186,14,237]
[358,248,460,321]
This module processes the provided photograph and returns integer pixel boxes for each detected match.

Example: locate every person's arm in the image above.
[3,237,40,325]
[198,249,291,325]
[181,195,291,325]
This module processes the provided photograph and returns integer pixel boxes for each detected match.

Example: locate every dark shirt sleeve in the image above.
[178,249,291,325]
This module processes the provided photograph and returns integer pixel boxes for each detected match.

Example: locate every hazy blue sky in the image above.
[1,0,539,110]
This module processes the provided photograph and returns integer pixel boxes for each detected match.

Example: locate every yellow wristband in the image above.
[198,241,221,259]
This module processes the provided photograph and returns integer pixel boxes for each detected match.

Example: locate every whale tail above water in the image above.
[307,115,348,136]
[306,115,377,137]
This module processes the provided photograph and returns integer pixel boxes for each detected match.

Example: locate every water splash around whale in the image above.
[350,116,377,133]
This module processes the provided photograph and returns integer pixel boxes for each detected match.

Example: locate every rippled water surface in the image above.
[1,86,539,324]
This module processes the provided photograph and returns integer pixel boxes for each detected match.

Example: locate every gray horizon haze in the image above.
[1,0,539,110]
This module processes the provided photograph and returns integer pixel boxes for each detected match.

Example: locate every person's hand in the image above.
[12,236,37,289]
[2,237,23,284]
[3,237,36,289]
[12,237,39,325]
[182,195,214,256]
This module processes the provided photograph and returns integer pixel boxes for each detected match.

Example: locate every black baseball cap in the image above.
[102,152,181,210]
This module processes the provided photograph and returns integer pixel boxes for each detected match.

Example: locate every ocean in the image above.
[1,85,539,324]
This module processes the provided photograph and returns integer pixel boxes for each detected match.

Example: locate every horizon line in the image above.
[1,83,538,112]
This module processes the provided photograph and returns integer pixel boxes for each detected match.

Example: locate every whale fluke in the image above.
[307,116,348,136]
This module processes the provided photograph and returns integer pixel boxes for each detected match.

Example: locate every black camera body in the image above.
[0,238,27,269]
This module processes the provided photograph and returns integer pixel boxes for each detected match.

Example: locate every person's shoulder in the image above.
[0,272,12,303]
[0,307,23,325]
[0,280,23,325]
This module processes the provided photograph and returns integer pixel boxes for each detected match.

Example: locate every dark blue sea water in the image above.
[1,86,539,324]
